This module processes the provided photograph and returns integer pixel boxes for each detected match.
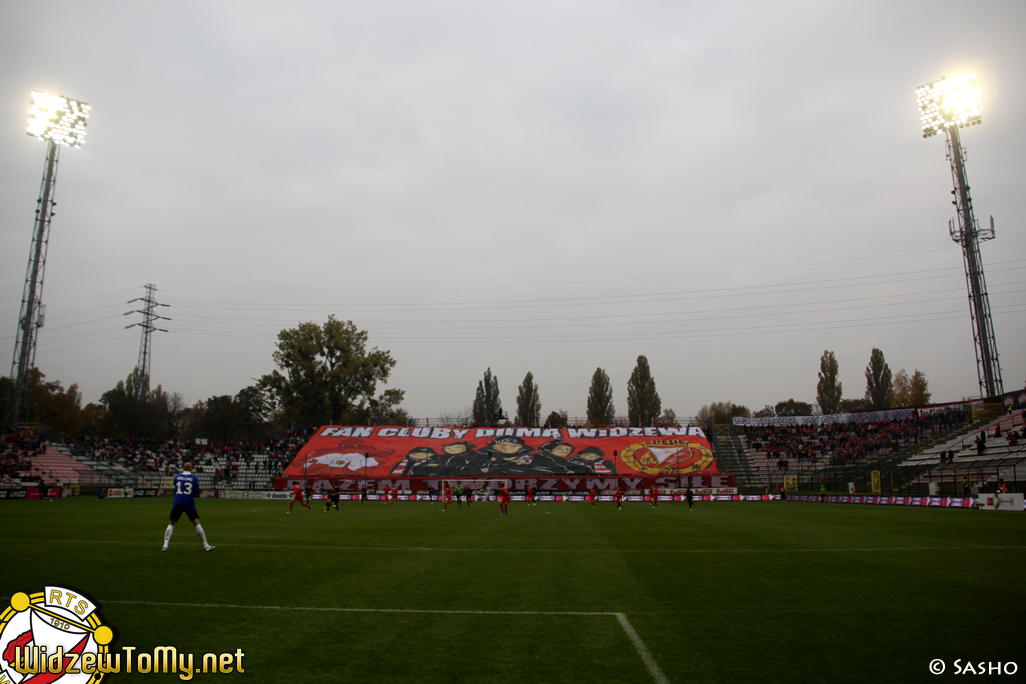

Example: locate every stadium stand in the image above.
[728,407,985,492]
[26,446,92,486]
[2,430,47,488]
[46,435,304,494]
[899,410,1025,494]
[899,410,1024,468]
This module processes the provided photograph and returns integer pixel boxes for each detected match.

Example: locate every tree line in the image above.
[1,315,406,441]
[468,355,677,428]
[695,348,932,424]
[3,314,938,438]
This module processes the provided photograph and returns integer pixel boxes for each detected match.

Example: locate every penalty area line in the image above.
[104,601,670,684]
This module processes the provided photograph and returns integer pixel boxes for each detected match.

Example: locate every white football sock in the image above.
[195,524,209,546]
[163,524,174,547]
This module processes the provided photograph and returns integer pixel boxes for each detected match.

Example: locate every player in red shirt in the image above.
[443,484,453,511]
[390,486,399,507]
[589,487,598,508]
[500,486,510,516]
[382,485,391,504]
[649,485,659,508]
[525,485,535,506]
[289,483,311,513]
[614,487,624,511]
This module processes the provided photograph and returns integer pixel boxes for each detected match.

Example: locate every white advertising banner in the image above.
[978,493,1023,511]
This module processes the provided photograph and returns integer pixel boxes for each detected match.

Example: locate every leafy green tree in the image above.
[201,395,243,442]
[657,408,678,426]
[382,407,415,427]
[816,350,843,415]
[1,369,83,434]
[235,384,271,439]
[544,410,569,428]
[180,403,207,442]
[260,316,404,427]
[155,390,188,442]
[100,368,165,438]
[627,356,661,427]
[515,372,541,427]
[472,368,502,426]
[864,348,892,410]
[586,367,615,426]
[908,370,932,407]
[33,371,82,435]
[696,401,751,425]
[78,403,110,438]
[890,369,932,407]
[839,398,871,413]
[775,399,814,417]
[754,405,776,418]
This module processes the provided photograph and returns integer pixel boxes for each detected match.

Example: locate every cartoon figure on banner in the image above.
[392,447,438,476]
[434,442,483,476]
[618,439,715,475]
[302,440,394,476]
[567,446,618,475]
[0,587,114,684]
[475,436,533,475]
[399,442,482,477]
[477,437,585,476]
[534,440,589,475]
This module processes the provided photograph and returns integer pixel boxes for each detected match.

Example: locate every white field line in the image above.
[106,600,615,617]
[28,539,1026,553]
[616,613,670,684]
[104,600,669,684]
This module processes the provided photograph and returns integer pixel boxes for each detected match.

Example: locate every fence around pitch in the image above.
[767,456,1025,497]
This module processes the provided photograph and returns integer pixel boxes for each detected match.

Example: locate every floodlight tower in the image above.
[916,73,1002,398]
[5,92,90,427]
[124,284,170,401]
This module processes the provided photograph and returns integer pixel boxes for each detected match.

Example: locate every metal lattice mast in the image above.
[4,92,89,427]
[917,73,1003,399]
[5,141,60,426]
[125,284,170,401]
[945,127,1002,397]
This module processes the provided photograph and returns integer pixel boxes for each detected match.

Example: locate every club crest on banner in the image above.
[618,439,714,475]
[0,587,114,683]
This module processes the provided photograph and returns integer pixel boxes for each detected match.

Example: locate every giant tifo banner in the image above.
[278,425,732,491]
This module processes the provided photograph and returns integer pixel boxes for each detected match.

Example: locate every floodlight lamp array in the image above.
[916,73,981,138]
[27,91,90,147]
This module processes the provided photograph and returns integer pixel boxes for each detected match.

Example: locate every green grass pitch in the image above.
[1,497,1024,683]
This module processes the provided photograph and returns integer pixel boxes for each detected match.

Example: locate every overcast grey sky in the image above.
[1,0,1024,422]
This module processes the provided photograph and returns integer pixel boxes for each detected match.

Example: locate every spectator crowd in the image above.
[2,429,305,489]
[1,429,45,485]
[745,408,970,470]
[62,435,303,483]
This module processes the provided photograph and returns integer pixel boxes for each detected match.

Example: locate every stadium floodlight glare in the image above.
[5,91,90,426]
[916,73,981,138]
[26,91,90,147]
[916,73,1002,399]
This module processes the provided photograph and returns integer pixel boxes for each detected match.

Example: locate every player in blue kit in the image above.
[162,462,214,552]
